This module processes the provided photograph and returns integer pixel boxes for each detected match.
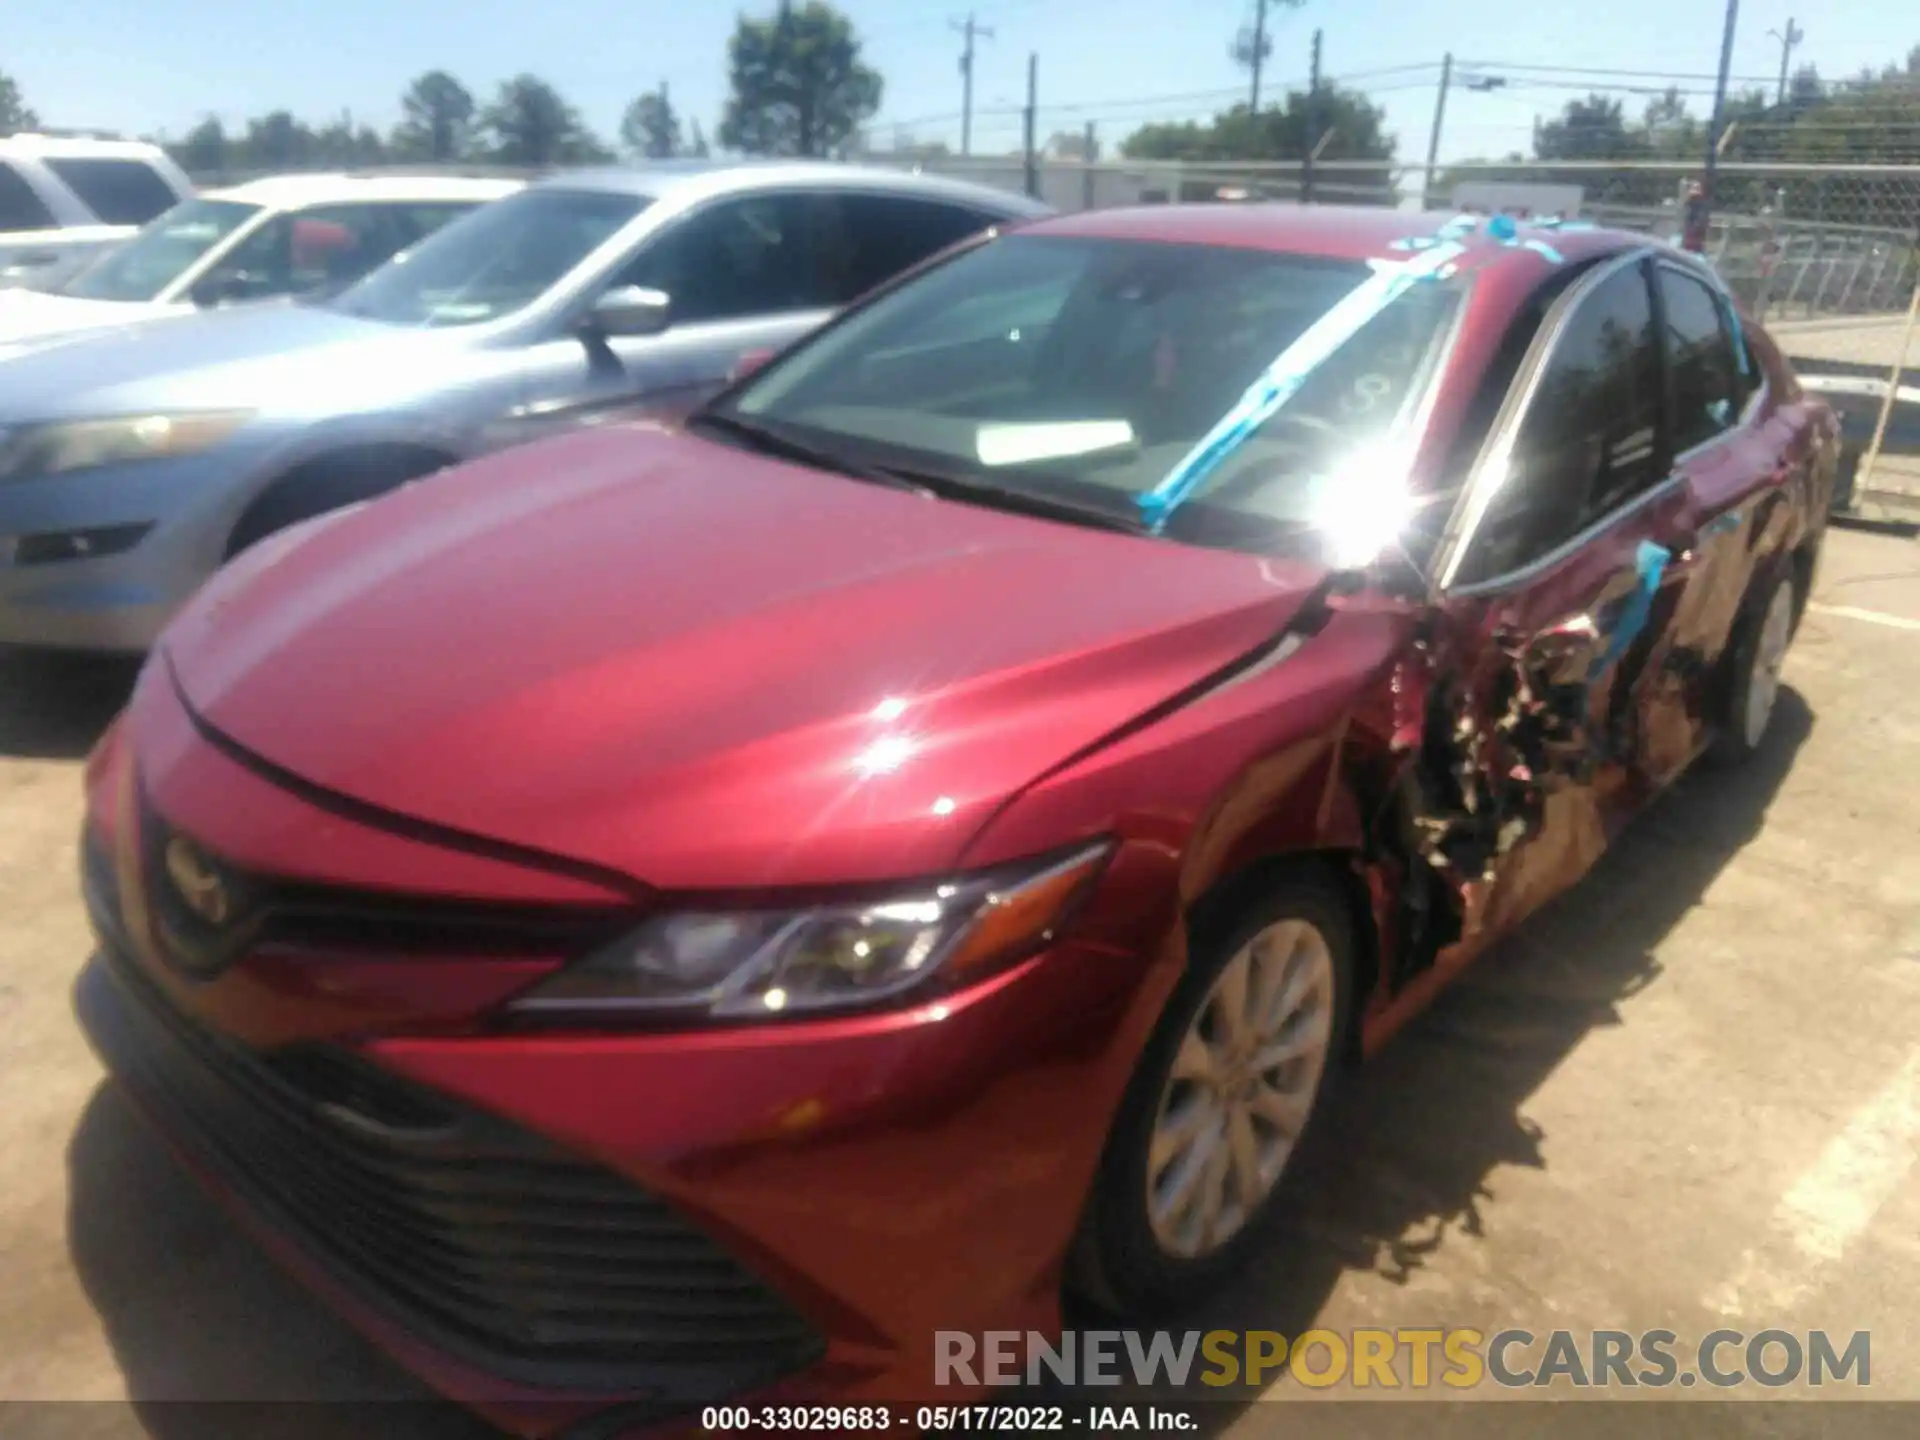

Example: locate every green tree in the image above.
[244,110,316,170]
[1532,94,1642,162]
[313,116,387,165]
[686,119,711,158]
[1640,87,1701,160]
[1121,85,1397,203]
[0,71,38,135]
[177,116,229,176]
[719,1,883,157]
[621,87,682,159]
[393,71,475,161]
[477,75,612,165]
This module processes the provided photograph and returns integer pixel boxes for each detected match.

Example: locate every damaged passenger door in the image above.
[1634,260,1782,783]
[1421,252,1702,949]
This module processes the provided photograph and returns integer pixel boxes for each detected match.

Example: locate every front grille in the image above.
[79,947,826,1398]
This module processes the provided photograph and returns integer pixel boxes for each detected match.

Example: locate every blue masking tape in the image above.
[1135,241,1468,530]
[1390,215,1478,253]
[1587,540,1671,680]
[1726,299,1752,376]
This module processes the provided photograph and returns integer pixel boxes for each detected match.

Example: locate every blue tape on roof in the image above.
[1135,241,1468,531]
[1394,211,1563,265]
[1726,298,1752,376]
[1587,540,1672,681]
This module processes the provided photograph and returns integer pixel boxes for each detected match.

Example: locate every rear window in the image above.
[0,162,56,232]
[44,157,181,226]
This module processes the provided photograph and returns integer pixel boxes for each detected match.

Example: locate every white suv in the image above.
[0,134,195,289]
[0,172,524,347]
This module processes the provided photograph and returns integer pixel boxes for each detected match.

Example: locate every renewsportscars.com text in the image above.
[935,1328,1872,1390]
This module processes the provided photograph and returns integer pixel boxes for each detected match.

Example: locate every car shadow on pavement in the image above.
[1062,690,1816,1434]
[0,648,139,761]
[63,694,1813,1440]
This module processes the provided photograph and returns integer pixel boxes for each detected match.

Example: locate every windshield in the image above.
[725,234,1464,555]
[328,188,648,328]
[60,199,261,302]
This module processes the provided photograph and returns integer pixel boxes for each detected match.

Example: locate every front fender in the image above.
[959,604,1415,934]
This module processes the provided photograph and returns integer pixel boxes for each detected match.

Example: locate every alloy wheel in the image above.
[1145,917,1336,1260]
[1744,580,1795,750]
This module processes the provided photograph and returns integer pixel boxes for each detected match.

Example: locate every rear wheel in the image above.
[1071,872,1353,1314]
[1719,572,1796,762]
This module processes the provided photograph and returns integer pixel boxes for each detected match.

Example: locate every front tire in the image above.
[1719,571,1797,762]
[1071,871,1354,1316]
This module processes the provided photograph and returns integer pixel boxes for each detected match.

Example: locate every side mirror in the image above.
[730,347,777,381]
[580,285,671,341]
[190,272,250,309]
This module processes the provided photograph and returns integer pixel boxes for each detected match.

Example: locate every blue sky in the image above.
[5,0,1910,164]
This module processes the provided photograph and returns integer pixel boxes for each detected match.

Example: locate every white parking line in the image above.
[1707,1049,1920,1315]
[1807,601,1920,634]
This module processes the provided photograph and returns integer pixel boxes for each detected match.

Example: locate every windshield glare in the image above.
[730,235,1463,552]
[60,199,261,303]
[329,188,648,328]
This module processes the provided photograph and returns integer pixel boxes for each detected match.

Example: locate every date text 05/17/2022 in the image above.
[698,1405,1200,1432]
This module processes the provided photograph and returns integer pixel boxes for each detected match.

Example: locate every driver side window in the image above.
[199,205,398,303]
[1454,260,1666,587]
[616,194,829,324]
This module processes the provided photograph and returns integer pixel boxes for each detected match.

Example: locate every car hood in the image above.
[0,301,477,420]
[0,287,184,343]
[163,424,1328,890]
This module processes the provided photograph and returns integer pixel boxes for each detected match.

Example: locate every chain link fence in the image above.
[874,155,1920,326]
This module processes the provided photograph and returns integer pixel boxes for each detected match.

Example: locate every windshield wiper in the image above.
[692,412,936,497]
[896,471,1149,535]
[693,413,1146,535]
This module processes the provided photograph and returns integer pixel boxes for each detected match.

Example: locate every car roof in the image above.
[1025,202,1643,269]
[202,173,525,209]
[531,160,1051,217]
[0,133,172,162]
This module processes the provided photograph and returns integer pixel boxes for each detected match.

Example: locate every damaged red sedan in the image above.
[77,204,1837,1434]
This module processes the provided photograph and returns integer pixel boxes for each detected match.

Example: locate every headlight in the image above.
[508,840,1114,1022]
[0,410,254,482]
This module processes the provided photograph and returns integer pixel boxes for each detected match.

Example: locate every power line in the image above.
[1459,59,1787,85]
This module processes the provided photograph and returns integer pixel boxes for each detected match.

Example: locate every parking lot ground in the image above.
[1771,313,1920,372]
[3,525,1920,1439]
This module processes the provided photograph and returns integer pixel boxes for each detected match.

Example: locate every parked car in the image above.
[0,173,523,348]
[76,205,1836,1432]
[0,134,194,290]
[1792,361,1919,517]
[0,162,1045,652]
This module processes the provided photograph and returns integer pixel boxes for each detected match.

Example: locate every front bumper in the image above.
[76,679,1180,1435]
[0,450,253,652]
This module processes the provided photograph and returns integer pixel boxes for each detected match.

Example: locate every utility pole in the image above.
[1423,53,1453,212]
[1248,0,1269,112]
[1083,119,1098,211]
[1022,53,1039,199]
[1301,27,1322,204]
[1769,18,1804,106]
[1699,0,1740,246]
[952,13,995,157]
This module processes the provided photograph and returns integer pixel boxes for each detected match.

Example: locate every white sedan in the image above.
[0,172,523,347]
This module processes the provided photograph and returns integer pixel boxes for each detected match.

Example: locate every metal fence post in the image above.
[1021,53,1038,200]
[1855,268,1920,500]
[1082,121,1096,211]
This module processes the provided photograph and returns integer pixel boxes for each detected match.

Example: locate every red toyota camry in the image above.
[77,204,1837,1435]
